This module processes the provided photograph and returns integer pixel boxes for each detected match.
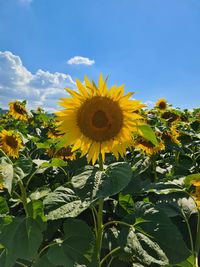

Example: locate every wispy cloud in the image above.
[0,51,75,111]
[67,56,95,66]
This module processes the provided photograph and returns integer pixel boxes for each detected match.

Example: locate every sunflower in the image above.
[0,130,23,158]
[191,180,200,208]
[47,146,76,160]
[56,74,146,164]
[9,101,28,121]
[155,98,167,112]
[161,111,179,124]
[134,137,165,155]
[162,124,181,145]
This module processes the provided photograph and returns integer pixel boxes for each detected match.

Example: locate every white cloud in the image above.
[67,56,95,66]
[0,51,76,111]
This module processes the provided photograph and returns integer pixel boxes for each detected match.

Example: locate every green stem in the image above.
[194,209,200,266]
[91,206,98,238]
[107,257,114,267]
[18,179,28,216]
[100,247,120,266]
[175,151,180,164]
[181,210,194,254]
[96,153,104,264]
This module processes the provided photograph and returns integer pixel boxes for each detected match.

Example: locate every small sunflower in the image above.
[9,101,28,121]
[155,98,167,112]
[162,124,181,145]
[47,146,76,160]
[161,111,179,124]
[191,180,200,208]
[0,130,23,158]
[134,137,165,155]
[56,74,146,164]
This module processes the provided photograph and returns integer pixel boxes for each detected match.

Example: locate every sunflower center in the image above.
[92,110,109,128]
[158,101,166,110]
[77,96,123,142]
[14,103,26,115]
[6,135,18,148]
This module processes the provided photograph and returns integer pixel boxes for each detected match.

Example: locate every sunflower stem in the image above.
[18,179,28,217]
[96,153,104,265]
[194,209,200,266]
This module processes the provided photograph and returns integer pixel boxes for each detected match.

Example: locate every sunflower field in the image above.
[0,75,200,267]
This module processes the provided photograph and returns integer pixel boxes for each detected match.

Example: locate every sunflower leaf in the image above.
[46,218,94,267]
[137,124,158,146]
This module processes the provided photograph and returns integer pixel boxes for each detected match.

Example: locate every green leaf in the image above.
[0,216,43,267]
[0,158,13,194]
[32,255,56,267]
[123,202,190,264]
[46,218,94,267]
[118,227,169,266]
[0,197,9,214]
[174,255,195,267]
[14,157,33,178]
[43,186,90,220]
[41,158,67,167]
[27,200,47,231]
[72,162,132,201]
[137,124,158,146]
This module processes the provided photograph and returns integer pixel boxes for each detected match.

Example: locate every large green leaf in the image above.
[72,162,132,201]
[118,227,169,266]
[0,216,43,267]
[43,186,90,220]
[46,218,94,267]
[14,157,33,178]
[121,202,190,264]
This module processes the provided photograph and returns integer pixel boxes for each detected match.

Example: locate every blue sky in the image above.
[0,0,200,110]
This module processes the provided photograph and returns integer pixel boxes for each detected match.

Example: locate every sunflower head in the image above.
[134,136,165,155]
[191,180,200,208]
[162,124,181,145]
[56,74,146,164]
[161,111,179,124]
[0,129,23,158]
[155,98,167,112]
[9,101,28,121]
[47,146,76,160]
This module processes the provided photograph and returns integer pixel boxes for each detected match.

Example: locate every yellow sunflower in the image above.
[56,74,146,164]
[191,180,200,208]
[47,147,76,161]
[0,130,23,158]
[134,137,165,155]
[155,98,167,112]
[9,101,28,121]
[162,124,181,145]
